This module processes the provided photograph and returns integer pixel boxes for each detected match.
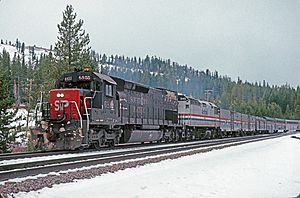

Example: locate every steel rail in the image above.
[0,150,76,161]
[0,133,277,171]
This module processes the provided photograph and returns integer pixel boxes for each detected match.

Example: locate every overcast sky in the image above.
[0,0,299,87]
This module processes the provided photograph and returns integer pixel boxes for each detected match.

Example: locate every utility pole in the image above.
[176,79,180,92]
[26,79,33,139]
[17,76,20,106]
[204,89,213,101]
[13,79,17,106]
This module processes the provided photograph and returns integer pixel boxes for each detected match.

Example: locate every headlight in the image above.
[56,93,64,98]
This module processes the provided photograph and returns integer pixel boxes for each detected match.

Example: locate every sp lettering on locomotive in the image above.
[54,100,70,111]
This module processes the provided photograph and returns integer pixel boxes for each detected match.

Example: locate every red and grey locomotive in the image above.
[34,68,179,150]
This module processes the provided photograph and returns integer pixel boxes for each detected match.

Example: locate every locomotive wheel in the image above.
[78,146,85,151]
[93,141,101,150]
[108,140,115,147]
[35,134,44,150]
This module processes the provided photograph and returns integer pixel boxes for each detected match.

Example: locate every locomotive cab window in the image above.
[214,107,220,114]
[94,81,102,91]
[62,81,91,90]
[105,84,113,97]
[178,95,187,101]
[77,82,91,89]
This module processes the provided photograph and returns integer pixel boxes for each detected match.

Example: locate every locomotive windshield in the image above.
[65,81,91,89]
[58,81,91,90]
[178,95,187,101]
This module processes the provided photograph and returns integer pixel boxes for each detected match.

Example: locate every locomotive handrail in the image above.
[35,102,49,109]
[34,91,45,121]
[84,97,93,133]
[34,102,48,114]
[35,102,50,122]
[70,101,83,129]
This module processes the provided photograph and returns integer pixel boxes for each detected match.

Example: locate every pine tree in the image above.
[16,38,19,50]
[32,53,54,100]
[54,5,94,72]
[0,63,17,153]
[21,42,25,55]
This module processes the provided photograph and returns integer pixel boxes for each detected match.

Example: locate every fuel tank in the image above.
[126,130,163,143]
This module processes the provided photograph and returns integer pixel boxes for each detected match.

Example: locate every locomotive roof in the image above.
[263,116,276,121]
[198,100,218,108]
[110,75,152,93]
[94,72,117,85]
[178,93,218,108]
[57,71,117,85]
[156,87,177,93]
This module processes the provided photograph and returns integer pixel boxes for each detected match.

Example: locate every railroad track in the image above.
[0,140,185,161]
[0,150,78,161]
[0,132,290,182]
[0,132,281,161]
[0,142,159,161]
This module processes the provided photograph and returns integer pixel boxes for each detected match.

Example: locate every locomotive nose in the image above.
[49,89,81,120]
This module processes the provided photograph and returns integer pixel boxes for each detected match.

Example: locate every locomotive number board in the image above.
[78,75,91,81]
[64,76,73,82]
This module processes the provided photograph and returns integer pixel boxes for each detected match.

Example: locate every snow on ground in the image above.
[0,43,49,64]
[6,108,35,145]
[9,109,35,128]
[14,134,300,198]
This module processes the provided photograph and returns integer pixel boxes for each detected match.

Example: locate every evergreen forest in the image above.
[1,5,300,122]
[1,44,300,120]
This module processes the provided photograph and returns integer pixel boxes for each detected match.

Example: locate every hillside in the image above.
[0,41,50,65]
[0,41,50,105]
[1,40,300,119]
[98,54,300,119]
